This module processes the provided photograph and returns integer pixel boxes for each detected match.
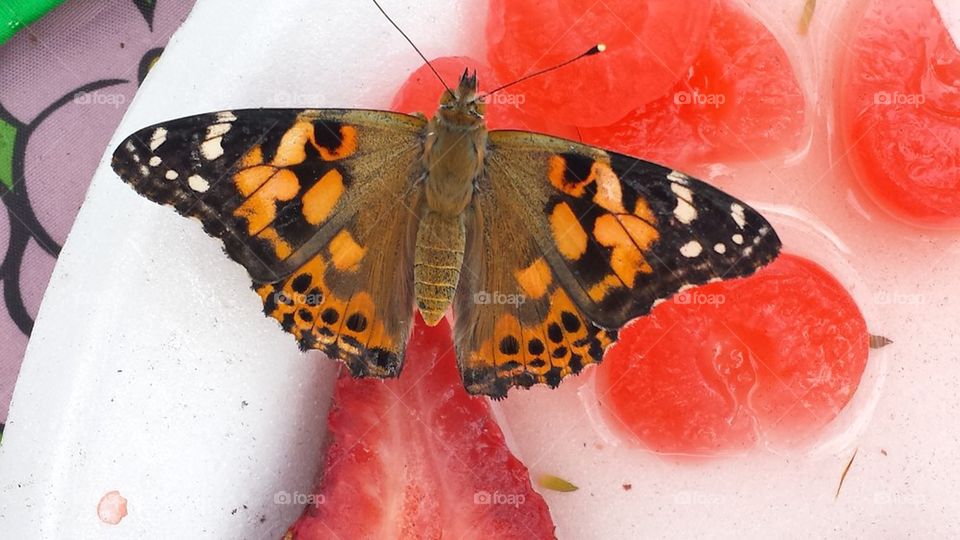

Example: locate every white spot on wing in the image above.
[732,233,744,245]
[731,203,746,228]
[148,156,161,167]
[200,137,224,160]
[138,165,149,176]
[200,122,232,160]
[667,170,689,185]
[188,174,209,192]
[670,183,697,224]
[207,123,231,138]
[714,243,726,254]
[755,226,769,244]
[216,111,237,122]
[124,141,135,152]
[165,170,178,180]
[680,240,702,258]
[149,127,167,151]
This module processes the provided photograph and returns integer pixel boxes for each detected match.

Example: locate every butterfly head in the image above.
[437,68,486,129]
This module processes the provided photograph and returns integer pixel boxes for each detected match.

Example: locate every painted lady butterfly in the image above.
[112,60,779,400]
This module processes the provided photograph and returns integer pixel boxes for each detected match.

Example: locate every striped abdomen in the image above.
[414,210,466,326]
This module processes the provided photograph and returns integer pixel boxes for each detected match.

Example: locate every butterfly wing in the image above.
[112,108,426,377]
[453,131,780,398]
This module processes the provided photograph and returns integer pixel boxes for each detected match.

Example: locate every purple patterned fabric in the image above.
[0,0,196,422]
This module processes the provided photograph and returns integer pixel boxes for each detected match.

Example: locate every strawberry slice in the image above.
[287,316,555,539]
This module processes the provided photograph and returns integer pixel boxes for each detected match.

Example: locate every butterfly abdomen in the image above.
[414,210,466,326]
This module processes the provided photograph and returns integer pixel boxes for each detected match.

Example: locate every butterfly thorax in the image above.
[414,71,487,326]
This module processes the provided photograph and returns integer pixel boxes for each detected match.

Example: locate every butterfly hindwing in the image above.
[454,199,617,398]
[453,131,781,397]
[112,108,426,376]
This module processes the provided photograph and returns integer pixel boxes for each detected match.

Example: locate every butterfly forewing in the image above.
[112,108,426,377]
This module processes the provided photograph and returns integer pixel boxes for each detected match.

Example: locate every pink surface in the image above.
[0,0,195,422]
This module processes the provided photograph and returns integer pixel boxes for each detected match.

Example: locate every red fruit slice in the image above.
[391,56,577,139]
[839,0,960,227]
[486,0,714,126]
[580,0,806,167]
[596,254,869,456]
[287,317,555,539]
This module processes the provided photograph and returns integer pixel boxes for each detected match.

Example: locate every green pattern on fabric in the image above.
[0,0,67,44]
[0,117,18,190]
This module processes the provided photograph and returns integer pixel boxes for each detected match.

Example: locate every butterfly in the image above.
[111,70,780,399]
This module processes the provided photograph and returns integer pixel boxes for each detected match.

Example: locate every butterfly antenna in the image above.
[372,0,453,96]
[479,44,606,100]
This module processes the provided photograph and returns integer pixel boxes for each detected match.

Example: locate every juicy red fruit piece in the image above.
[839,0,960,227]
[287,317,555,539]
[580,0,806,167]
[486,0,715,126]
[391,56,577,139]
[596,254,869,456]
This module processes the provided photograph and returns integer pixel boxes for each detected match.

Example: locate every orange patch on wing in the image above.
[239,145,264,169]
[633,196,656,224]
[302,169,344,225]
[543,289,592,373]
[588,274,625,303]
[550,202,588,260]
[256,256,397,360]
[234,169,300,233]
[337,292,376,355]
[592,163,626,213]
[514,258,553,300]
[547,155,573,194]
[317,125,358,161]
[547,154,598,197]
[328,230,366,272]
[492,314,525,373]
[257,226,293,259]
[234,165,278,197]
[593,214,659,287]
[272,122,313,167]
